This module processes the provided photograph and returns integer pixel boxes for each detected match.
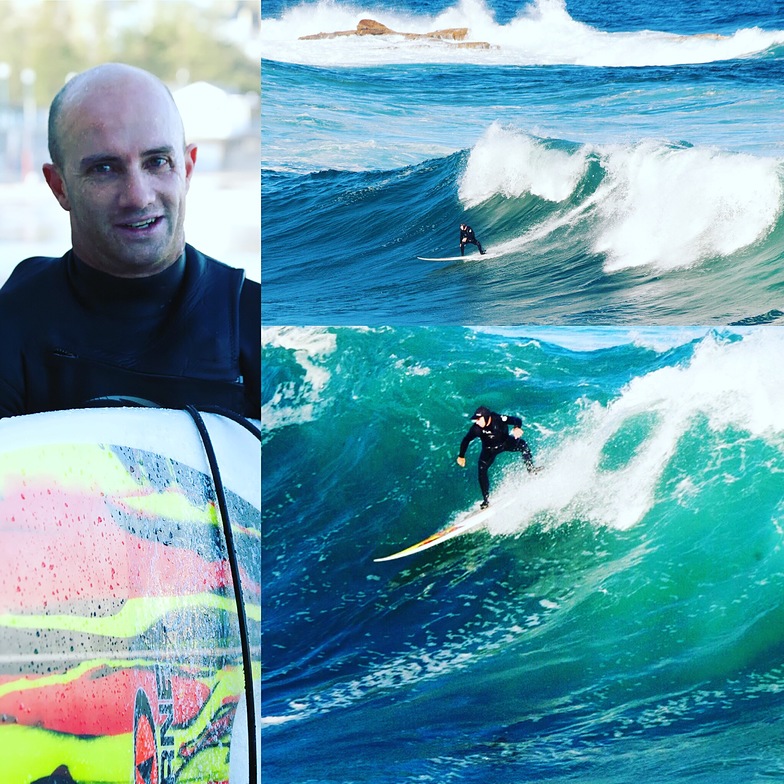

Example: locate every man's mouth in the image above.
[119,216,162,230]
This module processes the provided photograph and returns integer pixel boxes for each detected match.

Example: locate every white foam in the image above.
[261,327,338,437]
[262,0,784,67]
[487,329,784,535]
[459,123,588,208]
[594,141,783,271]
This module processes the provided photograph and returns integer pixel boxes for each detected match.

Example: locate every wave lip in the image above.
[459,124,784,273]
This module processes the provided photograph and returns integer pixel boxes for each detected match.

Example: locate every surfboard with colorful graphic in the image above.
[373,504,495,562]
[0,407,260,784]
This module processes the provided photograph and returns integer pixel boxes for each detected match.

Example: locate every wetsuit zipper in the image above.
[50,349,243,384]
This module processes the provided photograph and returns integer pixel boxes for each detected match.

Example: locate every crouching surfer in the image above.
[459,223,486,256]
[457,405,537,508]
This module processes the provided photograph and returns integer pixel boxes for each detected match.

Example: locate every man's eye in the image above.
[90,163,114,174]
[148,156,171,169]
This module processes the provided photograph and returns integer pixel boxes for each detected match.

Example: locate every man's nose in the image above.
[119,166,155,208]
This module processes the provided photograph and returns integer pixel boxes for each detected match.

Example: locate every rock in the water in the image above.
[300,18,491,48]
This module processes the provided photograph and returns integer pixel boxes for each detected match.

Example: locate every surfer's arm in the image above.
[501,414,523,431]
[457,426,479,462]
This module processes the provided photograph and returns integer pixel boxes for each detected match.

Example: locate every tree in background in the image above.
[0,0,258,105]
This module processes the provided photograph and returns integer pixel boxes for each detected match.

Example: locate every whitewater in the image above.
[262,0,784,68]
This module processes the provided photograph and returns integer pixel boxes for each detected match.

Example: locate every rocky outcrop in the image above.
[300,18,492,49]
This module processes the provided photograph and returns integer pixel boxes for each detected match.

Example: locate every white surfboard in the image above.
[0,407,260,784]
[374,505,495,562]
[417,254,484,262]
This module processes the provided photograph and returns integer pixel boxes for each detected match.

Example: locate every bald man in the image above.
[0,64,260,418]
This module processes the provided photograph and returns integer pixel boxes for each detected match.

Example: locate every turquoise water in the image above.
[262,325,784,783]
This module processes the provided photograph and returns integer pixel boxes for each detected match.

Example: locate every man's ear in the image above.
[42,163,71,211]
[183,144,198,189]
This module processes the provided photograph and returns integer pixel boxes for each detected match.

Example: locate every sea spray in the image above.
[485,329,784,538]
[594,142,783,271]
[262,0,784,66]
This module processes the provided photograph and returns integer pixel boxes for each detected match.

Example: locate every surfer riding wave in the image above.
[457,405,536,508]
[459,223,486,256]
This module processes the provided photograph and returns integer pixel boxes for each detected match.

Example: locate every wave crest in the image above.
[262,0,784,67]
[460,126,784,271]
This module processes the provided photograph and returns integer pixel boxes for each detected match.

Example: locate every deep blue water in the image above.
[262,325,784,783]
[261,0,784,324]
[263,0,784,32]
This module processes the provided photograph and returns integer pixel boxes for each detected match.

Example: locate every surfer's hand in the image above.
[457,456,466,467]
[512,427,523,438]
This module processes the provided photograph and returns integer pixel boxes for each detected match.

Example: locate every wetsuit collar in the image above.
[68,250,187,318]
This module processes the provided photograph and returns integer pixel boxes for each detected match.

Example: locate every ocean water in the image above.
[261,325,784,783]
[261,0,784,324]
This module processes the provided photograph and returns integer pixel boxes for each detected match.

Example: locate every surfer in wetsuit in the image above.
[0,63,259,419]
[457,405,536,508]
[459,223,486,256]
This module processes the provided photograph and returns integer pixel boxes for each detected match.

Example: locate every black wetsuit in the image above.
[459,225,484,256]
[0,244,260,419]
[458,412,534,504]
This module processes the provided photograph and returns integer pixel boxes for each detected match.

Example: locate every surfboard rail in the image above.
[0,407,261,784]
[374,505,494,562]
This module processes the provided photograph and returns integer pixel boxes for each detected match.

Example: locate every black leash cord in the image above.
[185,405,258,783]
[194,404,261,441]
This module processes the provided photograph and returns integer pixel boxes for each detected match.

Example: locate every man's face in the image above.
[44,75,197,278]
[475,416,487,428]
